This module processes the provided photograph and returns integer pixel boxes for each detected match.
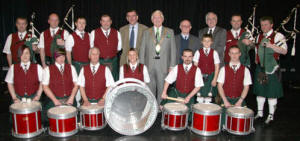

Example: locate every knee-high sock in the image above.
[76,90,81,107]
[268,98,277,119]
[256,96,266,116]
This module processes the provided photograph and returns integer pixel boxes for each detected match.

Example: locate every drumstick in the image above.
[221,104,247,108]
[166,97,185,103]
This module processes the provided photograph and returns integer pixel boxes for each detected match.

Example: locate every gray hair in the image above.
[151,10,164,20]
[205,12,218,21]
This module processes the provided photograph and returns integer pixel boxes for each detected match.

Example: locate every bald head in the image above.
[48,13,60,28]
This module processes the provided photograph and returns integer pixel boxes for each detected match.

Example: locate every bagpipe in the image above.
[25,12,40,63]
[50,5,76,60]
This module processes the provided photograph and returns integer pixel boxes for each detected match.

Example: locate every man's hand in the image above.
[53,99,62,106]
[161,92,168,99]
[224,100,232,108]
[83,100,91,106]
[234,99,243,107]
[97,99,105,106]
[211,80,217,87]
[56,39,65,46]
[184,96,191,104]
[33,95,40,101]
[242,39,253,46]
[13,98,21,103]
[66,97,74,105]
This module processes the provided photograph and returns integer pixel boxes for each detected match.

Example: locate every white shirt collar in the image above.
[265,29,274,37]
[18,31,27,36]
[75,29,84,35]
[208,26,216,33]
[129,62,138,68]
[21,61,31,69]
[154,26,162,33]
[203,47,211,53]
[181,33,189,39]
[229,62,241,69]
[101,27,111,34]
[231,28,241,35]
[130,23,138,29]
[90,62,100,69]
[183,63,192,71]
[55,62,64,69]
[50,27,59,32]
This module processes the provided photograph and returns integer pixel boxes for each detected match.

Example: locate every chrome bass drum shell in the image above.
[104,78,158,136]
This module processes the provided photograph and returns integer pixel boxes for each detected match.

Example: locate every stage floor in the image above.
[0,82,299,141]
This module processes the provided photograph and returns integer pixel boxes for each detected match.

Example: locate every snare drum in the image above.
[225,107,255,135]
[191,103,222,136]
[79,103,106,130]
[47,105,78,137]
[10,101,43,138]
[161,102,189,131]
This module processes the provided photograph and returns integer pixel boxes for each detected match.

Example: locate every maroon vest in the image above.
[49,64,74,97]
[223,65,245,98]
[123,64,144,82]
[72,32,90,62]
[256,31,280,63]
[225,29,245,63]
[11,32,30,63]
[43,29,65,57]
[198,48,215,74]
[176,64,197,94]
[94,28,118,58]
[84,65,107,100]
[14,63,39,96]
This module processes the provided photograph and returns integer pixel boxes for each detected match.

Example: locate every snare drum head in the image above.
[193,103,222,113]
[48,105,77,115]
[227,107,254,117]
[164,102,188,113]
[10,101,41,114]
[80,103,104,113]
[104,78,158,136]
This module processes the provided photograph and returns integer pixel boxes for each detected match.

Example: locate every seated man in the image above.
[161,49,203,121]
[217,46,252,125]
[77,47,115,106]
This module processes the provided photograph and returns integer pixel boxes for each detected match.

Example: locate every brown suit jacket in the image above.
[119,23,148,66]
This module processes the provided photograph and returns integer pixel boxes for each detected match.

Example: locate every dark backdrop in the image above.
[1,0,299,80]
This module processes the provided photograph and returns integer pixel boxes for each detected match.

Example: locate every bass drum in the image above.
[104,78,158,136]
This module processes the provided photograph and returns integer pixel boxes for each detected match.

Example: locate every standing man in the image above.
[225,14,247,65]
[65,17,91,107]
[198,12,226,67]
[119,10,148,66]
[139,10,177,105]
[243,16,287,124]
[3,17,34,66]
[175,19,201,64]
[90,14,122,81]
[77,48,115,106]
[39,13,69,68]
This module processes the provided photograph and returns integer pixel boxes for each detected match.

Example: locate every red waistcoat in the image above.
[84,65,107,100]
[14,63,39,96]
[176,64,197,94]
[223,65,245,98]
[123,64,144,82]
[72,32,90,62]
[43,29,65,57]
[49,64,74,97]
[198,48,215,74]
[94,28,118,58]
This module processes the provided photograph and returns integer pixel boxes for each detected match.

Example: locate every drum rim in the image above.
[9,102,41,114]
[226,107,254,117]
[47,105,77,119]
[192,103,222,115]
[104,80,158,136]
[12,128,43,138]
[163,102,189,114]
[190,127,220,136]
[48,128,78,137]
[79,103,104,114]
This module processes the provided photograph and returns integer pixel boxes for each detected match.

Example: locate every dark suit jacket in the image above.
[198,26,226,66]
[175,34,201,64]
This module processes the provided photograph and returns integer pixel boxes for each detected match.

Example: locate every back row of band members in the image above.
[4,10,287,124]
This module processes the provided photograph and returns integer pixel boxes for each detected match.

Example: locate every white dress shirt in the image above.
[129,23,139,48]
[3,31,28,54]
[77,63,115,87]
[119,63,150,83]
[231,28,241,39]
[65,29,92,52]
[89,28,122,51]
[42,62,78,85]
[5,62,43,84]
[217,62,252,86]
[193,48,220,64]
[38,27,70,49]
[207,27,216,34]
[154,26,162,37]
[165,63,204,87]
[181,33,189,40]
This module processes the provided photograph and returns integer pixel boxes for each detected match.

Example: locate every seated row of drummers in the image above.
[5,33,250,126]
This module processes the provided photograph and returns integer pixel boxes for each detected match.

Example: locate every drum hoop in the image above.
[226,107,254,118]
[192,103,222,115]
[79,103,104,114]
[9,102,42,114]
[104,81,158,136]
[163,103,189,114]
[47,105,77,119]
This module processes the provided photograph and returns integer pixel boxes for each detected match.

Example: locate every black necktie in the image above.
[81,32,84,39]
[232,65,237,72]
[132,66,135,72]
[185,66,189,73]
[208,29,213,35]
